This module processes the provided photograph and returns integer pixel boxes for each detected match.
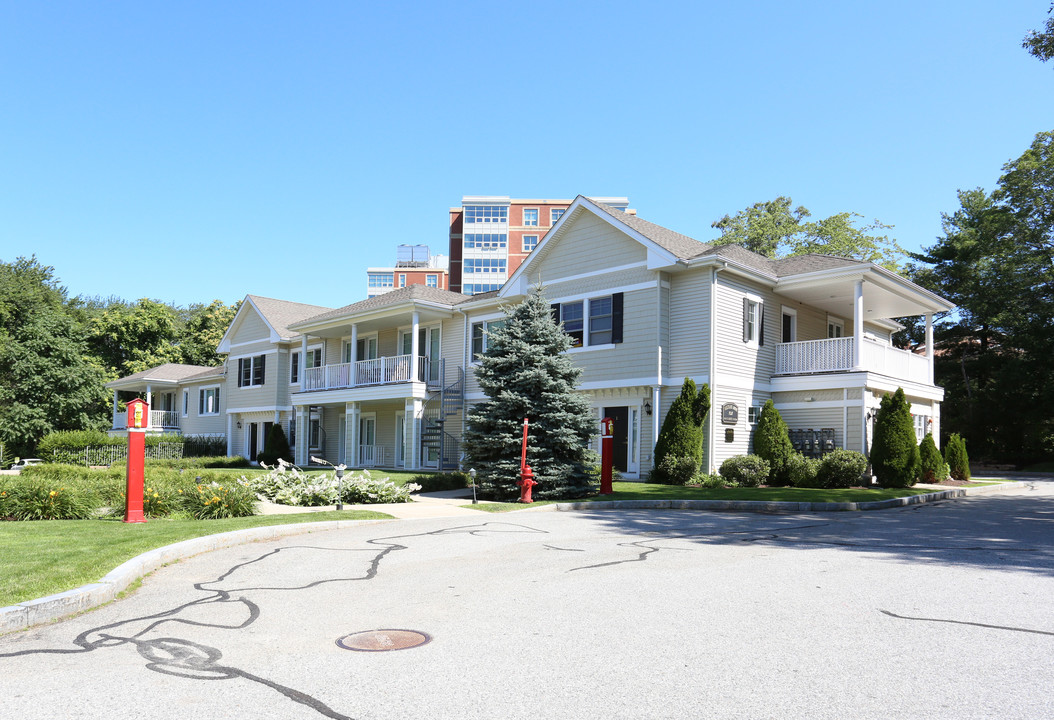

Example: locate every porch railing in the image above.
[302,355,436,391]
[359,444,386,467]
[111,409,180,430]
[775,337,931,384]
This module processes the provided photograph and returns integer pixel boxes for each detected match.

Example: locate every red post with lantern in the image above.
[600,416,614,494]
[124,398,148,523]
[518,417,536,503]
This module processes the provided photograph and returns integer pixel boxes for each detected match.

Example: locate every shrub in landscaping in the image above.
[649,455,700,486]
[719,455,770,487]
[411,472,470,492]
[249,461,419,506]
[146,456,252,469]
[788,453,822,488]
[341,470,420,504]
[258,425,293,466]
[944,433,971,481]
[699,473,726,489]
[0,474,99,520]
[753,400,795,485]
[182,435,229,457]
[816,449,868,489]
[183,479,257,519]
[918,433,949,482]
[869,388,921,488]
[652,379,710,483]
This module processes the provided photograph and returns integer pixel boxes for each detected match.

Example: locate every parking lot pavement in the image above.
[1,480,1052,719]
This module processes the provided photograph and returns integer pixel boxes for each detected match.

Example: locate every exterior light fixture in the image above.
[335,466,344,511]
[236,420,242,429]
[644,400,652,416]
[469,468,477,504]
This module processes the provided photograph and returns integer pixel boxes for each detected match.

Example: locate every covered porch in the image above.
[773,265,954,385]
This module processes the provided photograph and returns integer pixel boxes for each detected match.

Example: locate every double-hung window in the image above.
[238,355,266,387]
[290,352,300,383]
[552,294,623,349]
[522,235,539,252]
[743,298,764,346]
[523,208,538,226]
[550,208,565,225]
[471,319,506,360]
[199,386,219,415]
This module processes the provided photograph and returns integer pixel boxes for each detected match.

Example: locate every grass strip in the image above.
[579,482,935,503]
[0,509,391,607]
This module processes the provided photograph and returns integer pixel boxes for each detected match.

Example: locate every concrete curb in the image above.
[0,518,391,635]
[554,481,1018,514]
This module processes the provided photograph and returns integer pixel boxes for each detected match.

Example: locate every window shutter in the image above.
[611,292,624,344]
[743,298,750,342]
[551,303,561,325]
[758,301,765,346]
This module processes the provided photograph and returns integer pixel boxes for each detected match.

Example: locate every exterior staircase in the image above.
[421,360,464,471]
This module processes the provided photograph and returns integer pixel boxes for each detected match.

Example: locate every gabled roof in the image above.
[584,197,711,261]
[217,295,333,351]
[105,363,223,389]
[291,285,475,328]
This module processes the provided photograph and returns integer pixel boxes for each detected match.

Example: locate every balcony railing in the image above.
[775,337,931,385]
[111,409,180,430]
[302,355,441,392]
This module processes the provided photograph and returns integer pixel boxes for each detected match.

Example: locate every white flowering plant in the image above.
[249,459,419,506]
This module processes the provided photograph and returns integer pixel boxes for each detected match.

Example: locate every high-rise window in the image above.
[464,205,508,223]
[523,235,539,252]
[426,274,438,287]
[523,208,538,226]
[550,208,565,224]
[464,233,507,248]
[464,258,507,273]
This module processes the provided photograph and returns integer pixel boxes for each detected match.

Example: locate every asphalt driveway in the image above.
[1,478,1052,719]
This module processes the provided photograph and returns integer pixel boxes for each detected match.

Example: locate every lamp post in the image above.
[336,466,344,511]
[469,468,477,505]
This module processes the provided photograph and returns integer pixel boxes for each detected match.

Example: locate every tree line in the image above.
[0,256,236,457]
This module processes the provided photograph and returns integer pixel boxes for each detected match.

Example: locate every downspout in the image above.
[708,263,727,473]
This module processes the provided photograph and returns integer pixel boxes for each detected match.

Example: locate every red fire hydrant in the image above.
[518,464,537,503]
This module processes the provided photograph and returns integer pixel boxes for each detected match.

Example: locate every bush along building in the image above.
[106,196,954,476]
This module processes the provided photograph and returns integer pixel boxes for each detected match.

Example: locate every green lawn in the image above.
[0,509,392,607]
[590,482,935,503]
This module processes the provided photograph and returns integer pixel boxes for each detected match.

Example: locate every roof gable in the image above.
[217,295,332,352]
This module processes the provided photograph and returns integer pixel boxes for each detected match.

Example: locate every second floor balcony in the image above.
[302,354,443,392]
[775,337,931,385]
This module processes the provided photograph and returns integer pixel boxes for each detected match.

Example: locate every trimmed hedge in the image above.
[788,453,822,488]
[753,400,795,485]
[410,472,470,493]
[719,455,770,487]
[816,449,868,489]
[945,433,971,481]
[870,388,921,488]
[918,434,949,482]
[650,455,700,486]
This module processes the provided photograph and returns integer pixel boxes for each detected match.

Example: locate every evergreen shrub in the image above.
[411,472,471,492]
[816,449,868,488]
[753,400,795,485]
[869,388,921,488]
[719,455,770,487]
[944,433,971,481]
[918,433,949,482]
[652,379,710,482]
[699,473,726,489]
[258,424,293,466]
[650,455,700,486]
[788,453,822,488]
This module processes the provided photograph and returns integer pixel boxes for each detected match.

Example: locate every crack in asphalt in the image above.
[880,610,1054,637]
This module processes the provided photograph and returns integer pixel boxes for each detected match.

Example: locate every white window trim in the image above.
[522,234,539,252]
[198,385,221,416]
[182,390,189,418]
[828,316,845,339]
[289,343,324,385]
[236,354,267,389]
[470,319,507,363]
[522,207,539,227]
[743,292,763,349]
[781,306,797,343]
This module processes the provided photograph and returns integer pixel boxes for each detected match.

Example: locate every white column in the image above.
[406,397,422,469]
[852,280,864,370]
[145,385,153,429]
[112,391,119,428]
[300,333,309,389]
[350,323,358,386]
[410,311,420,382]
[347,402,360,467]
[226,414,233,457]
[295,407,307,465]
[925,313,934,385]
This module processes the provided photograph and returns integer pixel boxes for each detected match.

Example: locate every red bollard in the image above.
[124,398,148,523]
[518,464,537,503]
[600,416,614,494]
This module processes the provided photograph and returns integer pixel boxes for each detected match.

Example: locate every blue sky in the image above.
[2,1,1052,310]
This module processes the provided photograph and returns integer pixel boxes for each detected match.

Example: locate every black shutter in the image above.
[611,292,624,344]
[551,303,561,325]
[758,301,765,346]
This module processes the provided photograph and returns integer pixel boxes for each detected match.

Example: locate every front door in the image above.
[248,423,259,462]
[360,416,377,466]
[603,406,630,472]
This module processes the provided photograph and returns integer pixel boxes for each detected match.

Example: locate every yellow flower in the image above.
[211,496,220,503]
[153,493,159,498]
[49,490,57,497]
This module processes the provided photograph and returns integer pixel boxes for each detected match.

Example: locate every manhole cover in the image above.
[336,629,432,652]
